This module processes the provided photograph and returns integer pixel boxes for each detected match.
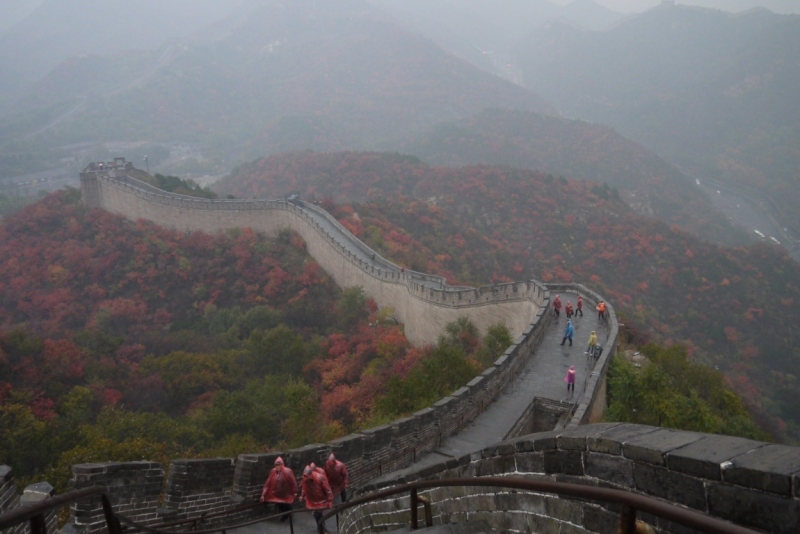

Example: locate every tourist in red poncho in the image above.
[324,453,350,503]
[553,294,562,318]
[565,301,574,319]
[260,457,297,522]
[301,463,333,533]
[576,296,584,317]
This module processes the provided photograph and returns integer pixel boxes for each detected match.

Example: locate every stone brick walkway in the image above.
[415,292,607,463]
[232,293,608,534]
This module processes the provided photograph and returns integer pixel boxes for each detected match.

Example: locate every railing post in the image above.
[100,494,122,534]
[410,488,418,530]
[619,504,637,534]
[29,513,48,534]
[417,495,433,528]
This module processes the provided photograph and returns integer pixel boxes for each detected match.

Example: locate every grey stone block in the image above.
[544,450,584,476]
[623,428,703,466]
[560,524,590,534]
[583,505,619,534]
[723,444,800,496]
[634,463,707,511]
[527,513,560,534]
[516,492,546,514]
[513,430,562,452]
[585,453,634,488]
[708,482,800,534]
[545,496,583,524]
[515,452,544,474]
[0,466,12,484]
[557,423,622,451]
[587,424,658,455]
[667,435,764,481]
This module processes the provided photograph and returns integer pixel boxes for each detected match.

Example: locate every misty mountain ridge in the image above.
[397,108,746,245]
[0,0,553,169]
[0,0,245,109]
[513,2,800,231]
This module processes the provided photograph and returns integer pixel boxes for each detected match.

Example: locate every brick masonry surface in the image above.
[341,423,800,534]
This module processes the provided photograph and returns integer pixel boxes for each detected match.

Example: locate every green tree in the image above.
[247,325,311,376]
[475,323,513,368]
[606,344,768,440]
[336,287,369,331]
[0,403,57,478]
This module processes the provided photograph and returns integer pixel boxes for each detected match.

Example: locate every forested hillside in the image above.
[0,189,510,490]
[399,109,745,245]
[220,151,800,441]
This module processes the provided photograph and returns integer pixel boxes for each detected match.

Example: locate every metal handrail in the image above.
[317,477,760,534]
[0,486,121,534]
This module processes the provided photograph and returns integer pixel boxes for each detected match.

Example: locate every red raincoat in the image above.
[553,295,562,311]
[324,458,349,495]
[577,296,583,310]
[301,469,333,510]
[261,458,297,504]
[565,302,573,316]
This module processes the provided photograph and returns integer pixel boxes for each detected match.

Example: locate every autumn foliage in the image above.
[220,151,800,441]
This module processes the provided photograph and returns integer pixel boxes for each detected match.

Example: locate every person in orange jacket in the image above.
[596,300,607,320]
[324,453,350,503]
[260,457,297,522]
[300,463,334,532]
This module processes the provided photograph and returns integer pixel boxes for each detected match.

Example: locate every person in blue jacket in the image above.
[560,319,574,347]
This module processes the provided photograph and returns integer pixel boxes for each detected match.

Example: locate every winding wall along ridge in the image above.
[16,161,620,534]
[81,164,545,346]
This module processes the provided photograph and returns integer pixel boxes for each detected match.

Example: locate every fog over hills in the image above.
[514,3,800,233]
[397,109,746,245]
[585,0,800,14]
[0,0,552,177]
[0,0,245,108]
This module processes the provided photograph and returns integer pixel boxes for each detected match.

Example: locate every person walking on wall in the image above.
[301,464,334,534]
[576,295,584,317]
[565,300,574,319]
[260,457,297,522]
[324,453,349,504]
[560,319,574,346]
[586,330,598,355]
[553,294,562,318]
[596,300,606,320]
[565,366,576,394]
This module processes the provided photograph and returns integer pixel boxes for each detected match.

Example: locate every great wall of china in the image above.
[0,159,796,534]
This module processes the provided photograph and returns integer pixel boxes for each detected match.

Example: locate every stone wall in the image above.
[80,169,545,346]
[341,423,800,534]
[68,462,164,534]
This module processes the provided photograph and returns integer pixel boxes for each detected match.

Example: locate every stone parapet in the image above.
[341,423,798,534]
[67,462,164,534]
